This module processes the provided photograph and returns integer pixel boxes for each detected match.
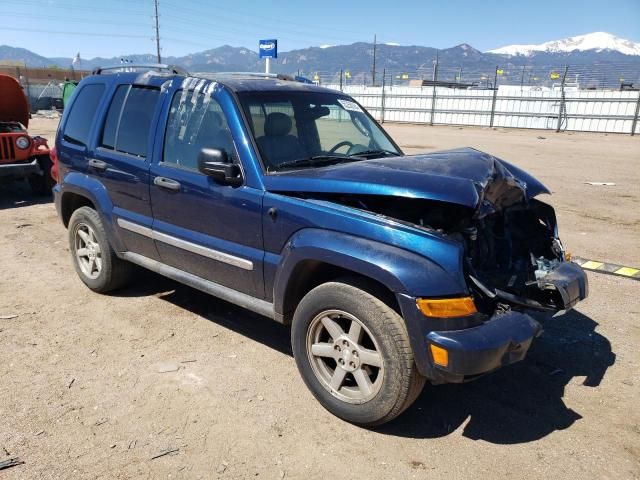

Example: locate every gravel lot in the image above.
[1,118,638,479]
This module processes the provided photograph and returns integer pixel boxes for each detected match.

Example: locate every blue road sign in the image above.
[259,39,278,59]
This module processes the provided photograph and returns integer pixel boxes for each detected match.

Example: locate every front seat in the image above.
[195,110,235,164]
[256,112,305,168]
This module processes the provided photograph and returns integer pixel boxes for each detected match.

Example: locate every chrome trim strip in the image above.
[116,218,254,271]
[152,230,254,271]
[122,252,276,320]
[117,218,153,238]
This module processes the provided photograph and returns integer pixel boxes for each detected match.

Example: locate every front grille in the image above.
[0,137,16,161]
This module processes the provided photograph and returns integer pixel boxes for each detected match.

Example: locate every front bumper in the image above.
[425,311,542,383]
[0,159,43,178]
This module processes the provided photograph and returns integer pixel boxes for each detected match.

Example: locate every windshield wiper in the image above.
[349,149,398,158]
[275,154,358,171]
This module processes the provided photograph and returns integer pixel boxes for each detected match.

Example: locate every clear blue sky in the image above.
[1,0,639,59]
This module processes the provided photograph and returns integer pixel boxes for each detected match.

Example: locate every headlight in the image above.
[15,136,30,149]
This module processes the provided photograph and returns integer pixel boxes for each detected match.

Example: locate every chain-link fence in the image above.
[3,63,639,134]
[309,62,640,135]
[0,66,91,112]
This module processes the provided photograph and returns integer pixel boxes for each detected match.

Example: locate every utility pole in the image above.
[371,34,377,87]
[153,0,162,63]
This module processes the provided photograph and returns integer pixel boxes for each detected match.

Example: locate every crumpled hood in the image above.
[0,74,29,128]
[263,148,549,214]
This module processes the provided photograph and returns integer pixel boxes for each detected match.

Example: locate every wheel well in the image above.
[61,192,95,227]
[281,261,400,324]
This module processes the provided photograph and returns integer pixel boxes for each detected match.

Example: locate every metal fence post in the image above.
[381,69,386,123]
[556,66,569,133]
[430,55,438,126]
[489,66,499,127]
[631,90,640,136]
[24,68,32,109]
[339,69,343,92]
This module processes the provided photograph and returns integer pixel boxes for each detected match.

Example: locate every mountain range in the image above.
[1,32,639,87]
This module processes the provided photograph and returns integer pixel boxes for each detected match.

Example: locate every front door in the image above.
[149,85,264,298]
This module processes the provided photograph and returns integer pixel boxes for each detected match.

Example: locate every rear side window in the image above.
[63,83,105,146]
[101,86,160,158]
[101,86,128,149]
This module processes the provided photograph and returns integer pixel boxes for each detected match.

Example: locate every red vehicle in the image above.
[0,74,53,194]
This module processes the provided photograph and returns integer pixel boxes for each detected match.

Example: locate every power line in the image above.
[2,26,151,39]
[12,0,149,16]
[160,1,359,44]
[0,12,151,28]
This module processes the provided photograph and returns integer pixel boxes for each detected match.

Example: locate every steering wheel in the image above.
[328,141,354,153]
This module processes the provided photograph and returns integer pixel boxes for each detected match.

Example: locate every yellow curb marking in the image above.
[614,267,639,277]
[581,261,604,270]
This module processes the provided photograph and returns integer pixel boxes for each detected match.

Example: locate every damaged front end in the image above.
[459,199,588,315]
[265,148,588,316]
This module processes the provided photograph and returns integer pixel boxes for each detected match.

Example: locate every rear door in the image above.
[90,83,162,260]
[149,85,264,298]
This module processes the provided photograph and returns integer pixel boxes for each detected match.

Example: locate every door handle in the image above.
[154,176,181,191]
[88,158,109,171]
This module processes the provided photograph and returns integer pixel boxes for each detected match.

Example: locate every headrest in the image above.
[203,110,223,130]
[264,112,292,137]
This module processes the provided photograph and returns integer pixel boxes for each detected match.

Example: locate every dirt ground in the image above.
[1,118,639,479]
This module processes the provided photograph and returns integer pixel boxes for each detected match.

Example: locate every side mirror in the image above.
[197,148,242,186]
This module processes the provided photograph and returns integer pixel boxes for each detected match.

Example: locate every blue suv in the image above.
[53,65,588,426]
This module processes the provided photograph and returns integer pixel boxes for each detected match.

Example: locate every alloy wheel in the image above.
[74,223,102,280]
[306,309,385,404]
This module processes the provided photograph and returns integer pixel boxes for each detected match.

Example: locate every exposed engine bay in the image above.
[0,121,26,134]
[294,192,587,314]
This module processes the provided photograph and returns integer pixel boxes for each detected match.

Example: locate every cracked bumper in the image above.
[425,311,543,383]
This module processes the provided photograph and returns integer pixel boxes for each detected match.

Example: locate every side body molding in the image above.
[272,229,468,317]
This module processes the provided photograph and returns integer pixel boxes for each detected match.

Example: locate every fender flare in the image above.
[58,173,124,251]
[272,228,467,316]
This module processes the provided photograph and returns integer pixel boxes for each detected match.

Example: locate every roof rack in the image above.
[192,71,315,84]
[208,72,295,80]
[92,64,188,76]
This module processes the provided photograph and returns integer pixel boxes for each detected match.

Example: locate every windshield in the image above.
[237,91,402,172]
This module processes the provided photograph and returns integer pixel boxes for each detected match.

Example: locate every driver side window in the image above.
[163,90,236,171]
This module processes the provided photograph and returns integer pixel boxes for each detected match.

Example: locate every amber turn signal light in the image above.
[416,297,477,318]
[429,344,449,367]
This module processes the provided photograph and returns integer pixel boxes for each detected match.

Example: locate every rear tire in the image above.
[29,156,55,196]
[291,278,426,426]
[68,206,133,293]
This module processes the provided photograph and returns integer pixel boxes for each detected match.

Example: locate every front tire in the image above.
[68,207,133,293]
[291,278,426,426]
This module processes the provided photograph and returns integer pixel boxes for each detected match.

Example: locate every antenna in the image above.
[153,0,161,63]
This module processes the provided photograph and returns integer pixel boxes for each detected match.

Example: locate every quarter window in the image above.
[63,83,105,147]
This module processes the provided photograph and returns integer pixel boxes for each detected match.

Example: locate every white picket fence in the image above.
[325,84,640,135]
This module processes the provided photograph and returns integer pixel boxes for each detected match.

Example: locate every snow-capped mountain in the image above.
[488,32,640,57]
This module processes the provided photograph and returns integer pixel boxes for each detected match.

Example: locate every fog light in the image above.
[416,297,477,318]
[430,344,449,367]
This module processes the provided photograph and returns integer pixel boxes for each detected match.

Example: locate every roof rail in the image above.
[213,72,296,80]
[92,64,188,76]
[192,71,315,84]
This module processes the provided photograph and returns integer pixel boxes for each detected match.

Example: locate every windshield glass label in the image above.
[338,99,363,113]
